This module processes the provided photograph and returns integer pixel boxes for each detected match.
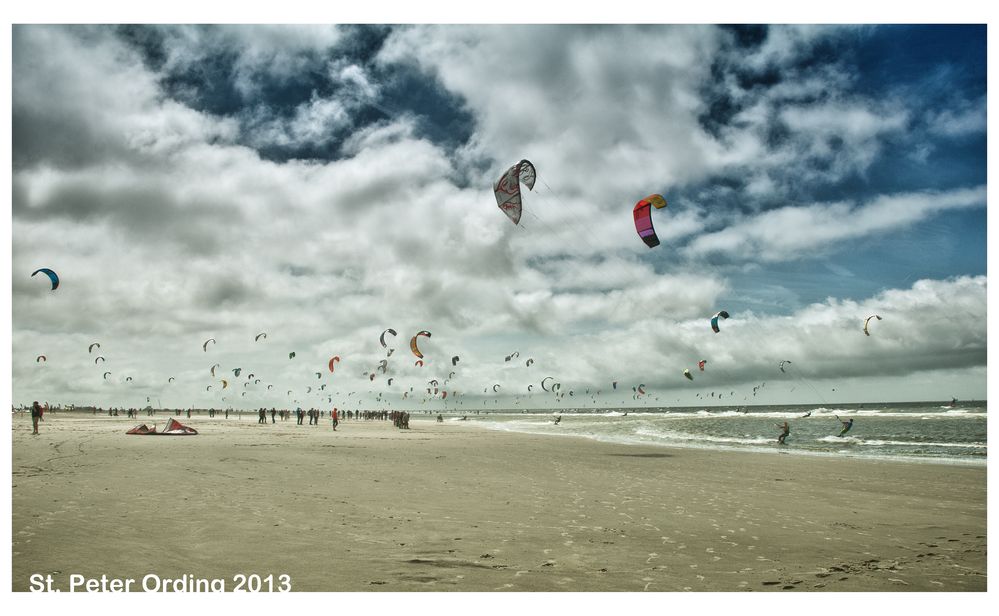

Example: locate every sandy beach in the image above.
[11,412,986,592]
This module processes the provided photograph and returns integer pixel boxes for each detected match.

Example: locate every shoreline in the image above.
[469,419,988,468]
[12,414,987,591]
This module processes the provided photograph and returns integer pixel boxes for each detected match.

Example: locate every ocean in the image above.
[461,401,987,465]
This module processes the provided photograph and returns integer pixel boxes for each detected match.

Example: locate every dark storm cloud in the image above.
[196,276,257,309]
[13,176,242,256]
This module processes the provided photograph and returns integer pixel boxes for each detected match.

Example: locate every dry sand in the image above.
[11,412,986,592]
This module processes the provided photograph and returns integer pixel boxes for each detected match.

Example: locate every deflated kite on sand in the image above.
[126,417,198,436]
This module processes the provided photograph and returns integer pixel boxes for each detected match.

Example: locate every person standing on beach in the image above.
[775,421,790,445]
[836,415,854,437]
[30,401,43,435]
[270,408,276,424]
[331,408,338,431]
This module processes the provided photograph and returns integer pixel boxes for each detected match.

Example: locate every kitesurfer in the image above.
[554,415,562,425]
[775,421,790,445]
[836,415,853,437]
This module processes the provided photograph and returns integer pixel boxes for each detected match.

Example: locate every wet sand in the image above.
[11,412,986,591]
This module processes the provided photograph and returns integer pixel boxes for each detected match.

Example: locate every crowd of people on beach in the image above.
[18,402,424,435]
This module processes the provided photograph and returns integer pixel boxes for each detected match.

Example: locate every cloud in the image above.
[924,95,986,138]
[13,26,238,171]
[685,186,986,262]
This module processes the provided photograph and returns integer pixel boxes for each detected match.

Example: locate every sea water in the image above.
[466,401,987,465]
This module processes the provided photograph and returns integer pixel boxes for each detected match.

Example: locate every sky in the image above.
[8,22,989,410]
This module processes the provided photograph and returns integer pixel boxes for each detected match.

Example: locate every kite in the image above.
[863,315,882,336]
[94,356,105,364]
[452,356,460,366]
[221,379,228,389]
[380,328,398,348]
[541,376,555,392]
[289,352,296,359]
[210,363,220,377]
[637,384,646,395]
[31,268,59,290]
[329,356,341,373]
[168,377,175,382]
[526,358,534,367]
[779,360,792,373]
[378,359,388,373]
[233,368,242,377]
[255,332,267,341]
[89,343,101,354]
[493,159,537,225]
[632,194,668,248]
[415,360,424,367]
[710,311,730,334]
[410,330,431,359]
[315,372,322,379]
[698,360,707,371]
[203,338,216,352]
[493,384,501,392]
[684,369,693,381]
[125,376,133,382]
[36,355,46,362]
[103,371,112,380]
